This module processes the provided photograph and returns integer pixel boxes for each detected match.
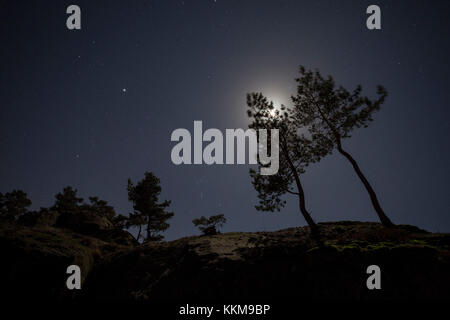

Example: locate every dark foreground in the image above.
[1,220,449,301]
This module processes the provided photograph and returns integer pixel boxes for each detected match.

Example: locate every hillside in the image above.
[1,221,449,300]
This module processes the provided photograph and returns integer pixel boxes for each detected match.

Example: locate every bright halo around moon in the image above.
[267,94,286,118]
[264,89,288,115]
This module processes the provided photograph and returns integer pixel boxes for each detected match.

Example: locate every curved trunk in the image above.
[337,144,394,227]
[313,101,394,227]
[294,174,320,238]
[137,225,142,242]
[280,140,321,239]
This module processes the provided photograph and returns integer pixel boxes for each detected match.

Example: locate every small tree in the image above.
[127,172,173,242]
[52,187,118,225]
[246,93,330,239]
[0,190,32,221]
[82,196,115,220]
[292,66,394,226]
[192,214,227,235]
[52,186,83,213]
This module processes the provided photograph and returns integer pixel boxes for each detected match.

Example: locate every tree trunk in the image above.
[137,225,142,242]
[146,222,151,242]
[313,100,394,227]
[336,143,394,227]
[294,173,321,239]
[280,141,321,240]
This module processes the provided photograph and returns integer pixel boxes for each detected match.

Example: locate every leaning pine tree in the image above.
[292,66,394,227]
[246,93,331,240]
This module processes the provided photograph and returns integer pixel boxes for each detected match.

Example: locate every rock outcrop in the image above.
[17,209,137,246]
[1,221,449,301]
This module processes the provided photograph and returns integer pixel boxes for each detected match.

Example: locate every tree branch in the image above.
[285,189,299,195]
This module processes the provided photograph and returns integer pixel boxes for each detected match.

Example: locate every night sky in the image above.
[1,0,449,240]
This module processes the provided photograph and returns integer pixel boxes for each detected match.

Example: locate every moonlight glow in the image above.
[269,108,277,117]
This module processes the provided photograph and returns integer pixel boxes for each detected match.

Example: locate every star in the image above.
[122,88,127,93]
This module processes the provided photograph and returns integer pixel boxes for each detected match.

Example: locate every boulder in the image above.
[18,210,59,227]
[0,223,122,300]
[56,210,113,234]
